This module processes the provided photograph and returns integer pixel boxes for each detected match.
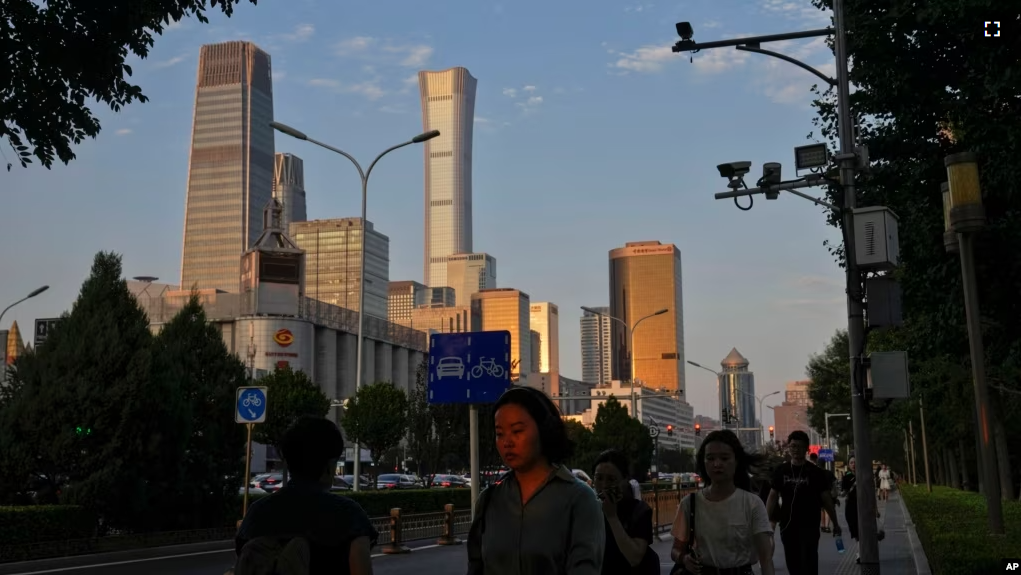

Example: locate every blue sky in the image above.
[0,0,848,425]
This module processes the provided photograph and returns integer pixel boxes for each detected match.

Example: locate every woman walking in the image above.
[467,386,604,574]
[841,457,860,563]
[669,430,774,575]
[592,449,658,574]
[878,465,892,500]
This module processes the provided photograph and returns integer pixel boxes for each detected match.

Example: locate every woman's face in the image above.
[703,440,737,482]
[849,458,856,471]
[593,462,627,498]
[495,403,544,472]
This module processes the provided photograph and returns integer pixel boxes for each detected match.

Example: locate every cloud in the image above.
[165,19,186,31]
[378,105,407,114]
[307,78,386,100]
[282,24,314,42]
[515,95,543,113]
[272,70,286,81]
[760,0,832,28]
[702,20,721,29]
[522,85,536,92]
[610,44,675,73]
[154,54,187,69]
[334,36,434,68]
[115,128,133,136]
[502,88,517,98]
[475,116,493,124]
[792,275,842,290]
[624,3,654,12]
[308,78,341,88]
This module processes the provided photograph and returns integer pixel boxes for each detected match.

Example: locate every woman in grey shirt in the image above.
[467,386,604,575]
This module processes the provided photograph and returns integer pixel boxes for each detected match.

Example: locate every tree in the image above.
[805,330,854,448]
[151,294,249,528]
[589,397,654,480]
[564,419,598,475]
[406,361,442,481]
[660,448,695,474]
[2,0,257,170]
[342,382,409,475]
[0,252,185,531]
[252,366,330,459]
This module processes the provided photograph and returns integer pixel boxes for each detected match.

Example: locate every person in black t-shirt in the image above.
[765,431,841,575]
[592,449,655,575]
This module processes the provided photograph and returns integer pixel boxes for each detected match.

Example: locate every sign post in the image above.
[236,386,268,518]
[428,331,511,519]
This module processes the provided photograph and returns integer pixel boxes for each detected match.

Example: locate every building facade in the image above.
[719,348,759,448]
[472,288,530,385]
[289,218,390,319]
[608,241,686,394]
[580,306,612,386]
[418,67,477,288]
[388,280,429,326]
[529,302,559,393]
[567,380,693,451]
[772,380,821,445]
[425,286,456,307]
[410,302,482,334]
[180,41,275,293]
[446,252,496,305]
[272,153,307,231]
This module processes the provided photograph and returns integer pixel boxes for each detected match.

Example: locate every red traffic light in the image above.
[769,426,774,432]
[694,424,700,430]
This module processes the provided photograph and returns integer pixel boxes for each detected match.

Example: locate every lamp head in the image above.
[28,285,49,298]
[270,121,308,141]
[653,308,668,316]
[412,130,441,143]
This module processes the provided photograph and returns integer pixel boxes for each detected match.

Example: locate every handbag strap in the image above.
[687,492,696,553]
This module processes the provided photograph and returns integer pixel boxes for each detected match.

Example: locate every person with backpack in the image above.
[592,449,658,575]
[467,386,604,574]
[669,430,774,575]
[232,416,377,575]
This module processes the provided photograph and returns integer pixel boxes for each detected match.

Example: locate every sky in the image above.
[0,0,849,427]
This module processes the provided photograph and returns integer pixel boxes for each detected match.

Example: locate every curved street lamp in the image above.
[0,285,50,328]
[271,121,439,492]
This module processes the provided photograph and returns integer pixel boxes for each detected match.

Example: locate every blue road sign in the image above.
[236,386,268,424]
[428,331,511,404]
[818,448,835,462]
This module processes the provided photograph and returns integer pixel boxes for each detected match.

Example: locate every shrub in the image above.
[0,506,96,545]
[901,484,1021,575]
[231,488,473,521]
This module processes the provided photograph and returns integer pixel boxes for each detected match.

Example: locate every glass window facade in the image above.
[446,252,497,306]
[181,42,275,293]
[580,307,612,386]
[387,280,428,326]
[272,153,307,231]
[473,289,530,384]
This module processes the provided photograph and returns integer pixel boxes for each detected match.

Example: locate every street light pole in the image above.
[825,412,851,472]
[0,285,50,329]
[271,121,439,492]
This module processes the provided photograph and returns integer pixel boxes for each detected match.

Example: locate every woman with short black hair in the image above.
[592,449,658,575]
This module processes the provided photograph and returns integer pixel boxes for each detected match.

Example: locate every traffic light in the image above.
[769,426,775,441]
[666,424,674,437]
[694,423,701,436]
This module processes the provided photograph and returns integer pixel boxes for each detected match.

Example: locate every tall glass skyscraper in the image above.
[180,41,275,293]
[418,67,477,288]
[580,306,612,386]
[273,153,307,232]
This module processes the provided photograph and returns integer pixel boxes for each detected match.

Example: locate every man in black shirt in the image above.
[766,431,841,575]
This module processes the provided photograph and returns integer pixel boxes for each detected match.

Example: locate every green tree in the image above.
[2,0,257,170]
[660,448,695,474]
[589,396,654,480]
[151,295,248,528]
[253,366,331,463]
[406,361,443,480]
[806,330,854,448]
[342,382,409,475]
[564,419,598,474]
[0,252,185,530]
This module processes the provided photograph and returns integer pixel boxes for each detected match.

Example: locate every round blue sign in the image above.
[237,387,267,423]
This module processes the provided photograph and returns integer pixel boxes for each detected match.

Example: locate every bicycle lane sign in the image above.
[236,386,268,424]
[428,330,511,404]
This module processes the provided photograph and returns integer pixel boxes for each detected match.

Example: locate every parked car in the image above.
[250,473,284,493]
[330,476,352,492]
[432,474,468,488]
[377,473,416,489]
[343,474,373,490]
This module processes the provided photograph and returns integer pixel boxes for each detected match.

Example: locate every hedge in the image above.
[0,506,96,545]
[900,484,1021,575]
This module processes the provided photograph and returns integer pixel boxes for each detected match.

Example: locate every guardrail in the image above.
[0,486,695,564]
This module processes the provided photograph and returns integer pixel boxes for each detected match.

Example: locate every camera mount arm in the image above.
[714,174,841,212]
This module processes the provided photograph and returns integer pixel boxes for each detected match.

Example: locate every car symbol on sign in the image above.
[436,357,465,379]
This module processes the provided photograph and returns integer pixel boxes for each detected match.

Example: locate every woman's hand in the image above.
[598,489,618,518]
[682,552,702,574]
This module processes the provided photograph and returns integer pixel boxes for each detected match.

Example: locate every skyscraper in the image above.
[472,288,530,386]
[530,302,560,394]
[446,252,496,306]
[180,41,275,293]
[418,67,477,288]
[580,306,612,386]
[273,153,307,231]
[608,241,686,395]
[719,348,758,448]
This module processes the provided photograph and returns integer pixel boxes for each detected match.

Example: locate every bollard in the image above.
[382,508,411,554]
[436,503,463,545]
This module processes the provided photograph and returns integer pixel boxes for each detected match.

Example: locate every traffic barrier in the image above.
[381,508,411,554]
[436,503,462,545]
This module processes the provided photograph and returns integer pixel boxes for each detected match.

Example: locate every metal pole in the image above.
[826,415,832,473]
[919,398,932,493]
[352,174,368,492]
[598,314,605,387]
[957,232,1004,532]
[242,422,253,518]
[832,0,881,570]
[629,329,637,418]
[469,404,480,519]
[908,421,918,484]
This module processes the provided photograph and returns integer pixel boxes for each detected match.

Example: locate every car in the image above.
[250,473,284,493]
[377,473,417,489]
[436,357,465,379]
[432,474,467,488]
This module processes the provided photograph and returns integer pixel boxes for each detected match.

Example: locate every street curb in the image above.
[898,494,932,575]
[0,539,234,575]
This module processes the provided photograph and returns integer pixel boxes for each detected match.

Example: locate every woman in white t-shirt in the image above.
[669,430,774,575]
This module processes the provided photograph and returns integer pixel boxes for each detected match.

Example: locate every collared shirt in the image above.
[469,464,605,575]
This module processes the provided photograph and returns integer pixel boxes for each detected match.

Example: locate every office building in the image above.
[410,302,482,334]
[180,41,275,293]
[530,302,560,393]
[446,252,496,305]
[289,218,389,319]
[719,348,759,448]
[566,380,693,451]
[388,281,429,326]
[772,380,822,445]
[608,241,686,394]
[425,286,456,307]
[272,153,307,231]
[472,288,530,385]
[580,306,612,386]
[529,330,541,373]
[418,67,477,288]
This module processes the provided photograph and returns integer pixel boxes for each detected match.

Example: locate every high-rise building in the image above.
[608,241,686,394]
[472,288,530,385]
[418,67,477,288]
[388,280,429,326]
[289,218,389,319]
[529,302,560,392]
[425,286,456,307]
[273,153,307,231]
[180,41,275,293]
[719,348,758,448]
[529,330,542,373]
[446,252,496,306]
[580,306,612,386]
[410,302,482,334]
[773,380,821,445]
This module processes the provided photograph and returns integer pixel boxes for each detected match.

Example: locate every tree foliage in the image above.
[564,396,655,479]
[252,366,330,451]
[342,382,409,471]
[2,0,257,170]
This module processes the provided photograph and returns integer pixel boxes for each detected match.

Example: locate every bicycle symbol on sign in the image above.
[471,357,505,379]
[242,393,263,408]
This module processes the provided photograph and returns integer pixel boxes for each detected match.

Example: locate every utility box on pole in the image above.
[866,275,903,329]
[867,351,910,399]
[853,206,900,270]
